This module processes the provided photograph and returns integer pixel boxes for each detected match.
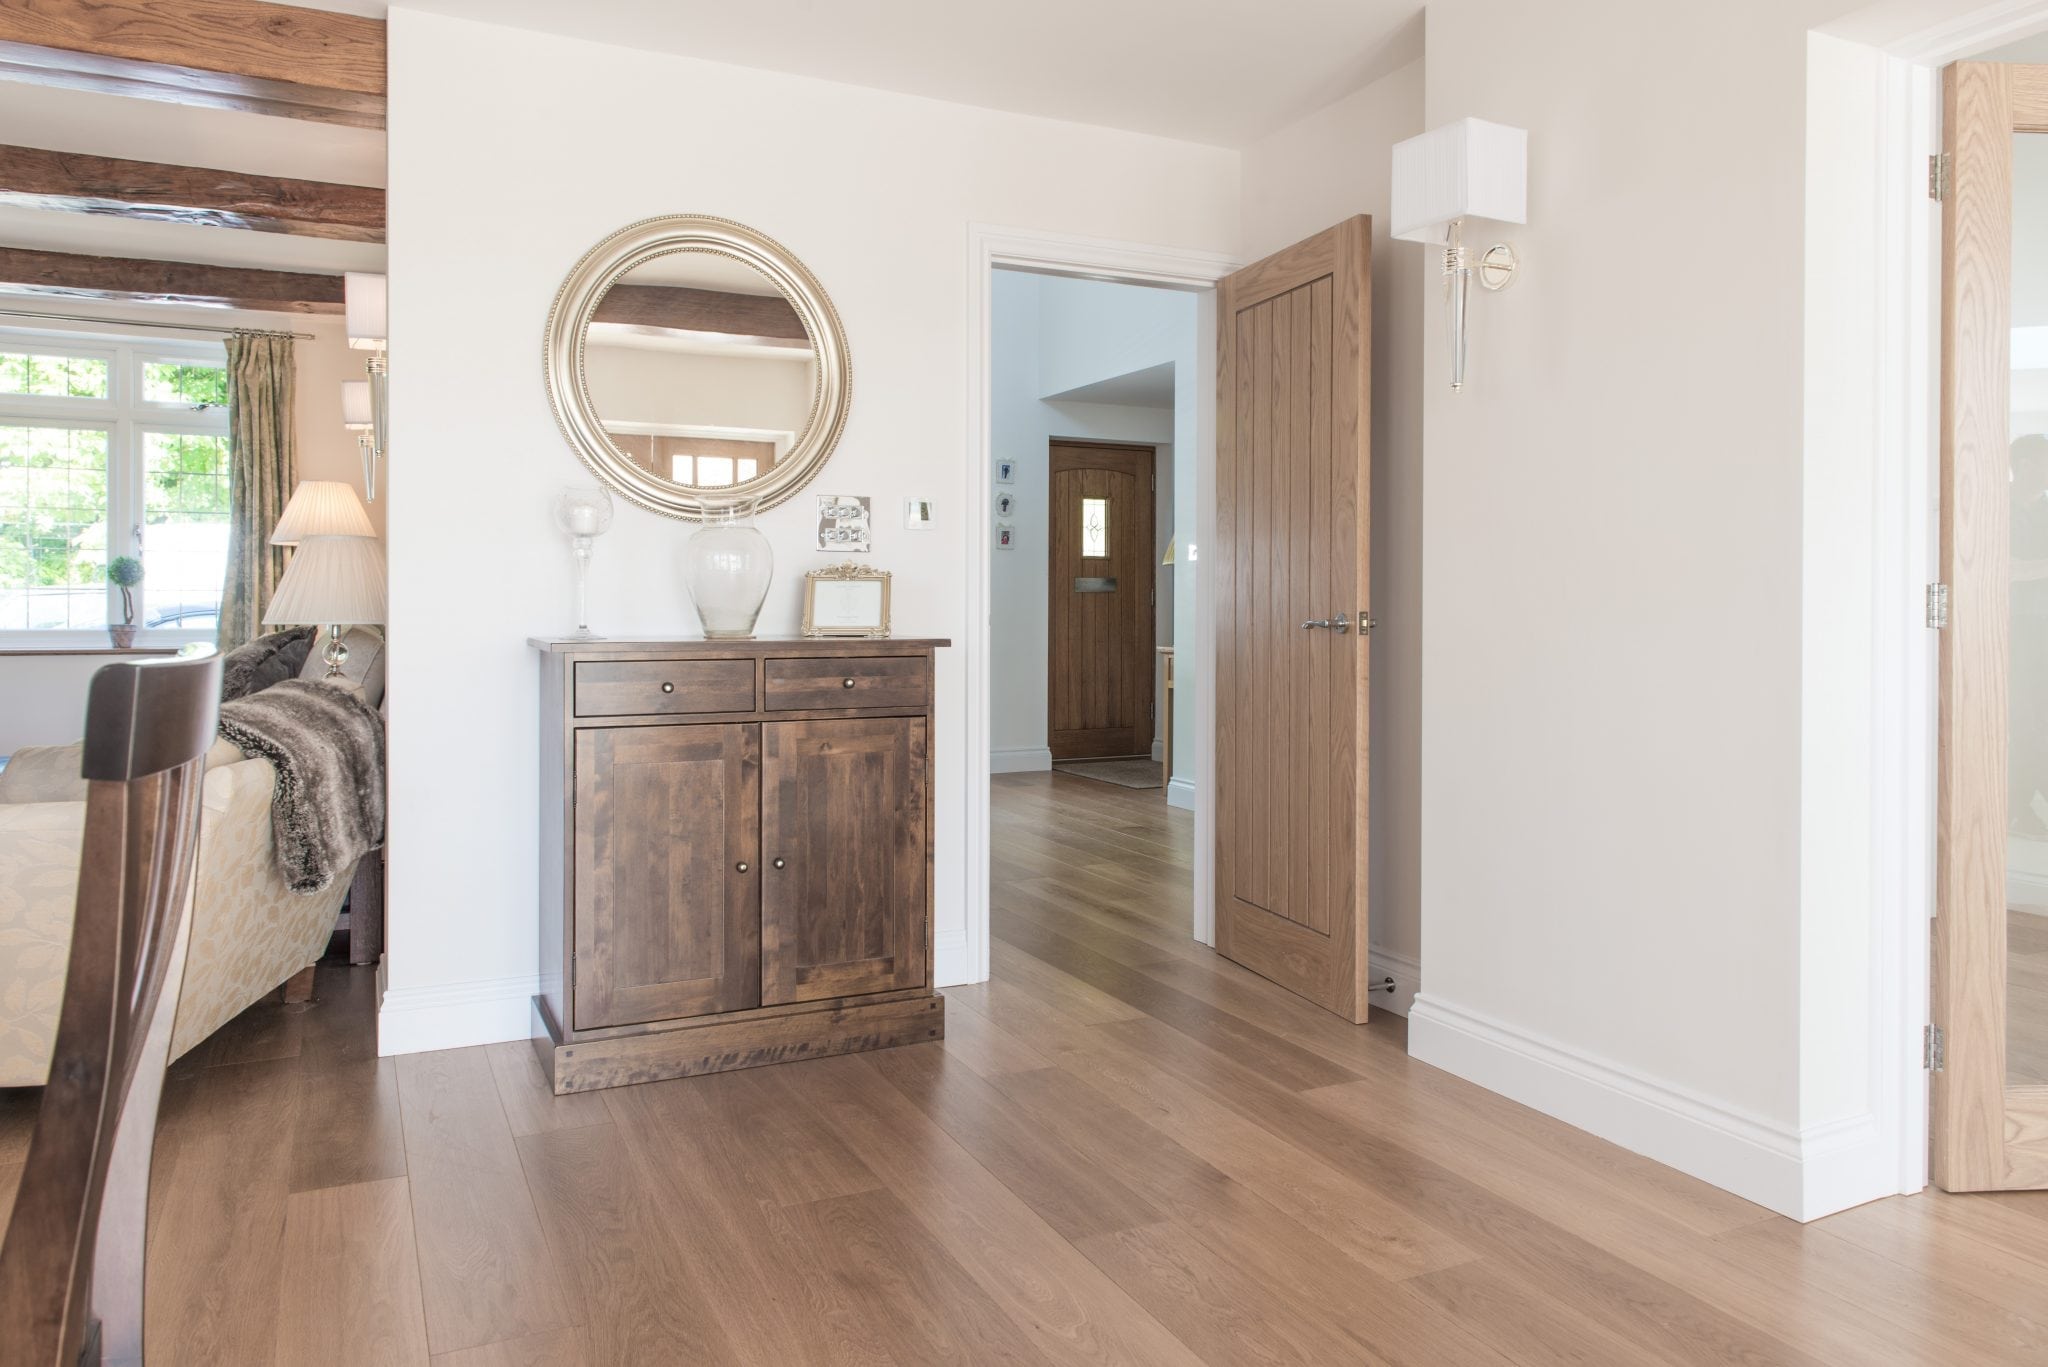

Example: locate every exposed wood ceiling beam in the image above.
[0,144,384,242]
[0,245,343,313]
[0,0,386,129]
[593,284,807,342]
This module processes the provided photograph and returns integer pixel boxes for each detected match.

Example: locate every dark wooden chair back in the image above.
[0,647,222,1367]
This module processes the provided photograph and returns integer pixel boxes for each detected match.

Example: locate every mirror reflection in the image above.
[582,249,817,493]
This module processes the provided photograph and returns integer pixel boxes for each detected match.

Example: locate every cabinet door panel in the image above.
[761,717,927,1004]
[575,724,760,1029]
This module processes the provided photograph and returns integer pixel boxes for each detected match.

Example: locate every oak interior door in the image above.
[573,723,760,1029]
[1934,61,2048,1192]
[1215,216,1373,1023]
[761,717,927,1004]
[1048,440,1157,760]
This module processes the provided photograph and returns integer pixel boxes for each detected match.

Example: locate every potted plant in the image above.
[107,555,142,649]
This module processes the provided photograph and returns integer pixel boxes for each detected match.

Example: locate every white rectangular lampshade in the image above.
[341,378,373,428]
[271,480,375,544]
[263,534,386,627]
[1391,118,1528,245]
[345,271,387,350]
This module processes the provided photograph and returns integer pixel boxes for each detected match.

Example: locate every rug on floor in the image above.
[1052,757,1163,790]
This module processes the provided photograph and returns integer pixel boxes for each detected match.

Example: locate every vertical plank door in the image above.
[1933,60,2048,1192]
[761,717,928,1004]
[573,724,760,1029]
[1048,440,1158,760]
[1215,216,1373,1022]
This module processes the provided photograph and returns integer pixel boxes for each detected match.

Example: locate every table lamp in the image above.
[263,534,387,678]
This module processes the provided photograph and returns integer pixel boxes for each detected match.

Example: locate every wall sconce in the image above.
[1391,118,1527,391]
[341,379,377,500]
[344,271,388,498]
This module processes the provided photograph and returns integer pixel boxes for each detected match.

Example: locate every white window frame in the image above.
[0,328,231,648]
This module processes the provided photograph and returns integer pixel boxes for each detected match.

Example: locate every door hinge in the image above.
[1926,582,1950,629]
[1924,1023,1945,1072]
[1929,152,1950,202]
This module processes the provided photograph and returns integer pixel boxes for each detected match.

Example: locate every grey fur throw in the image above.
[217,679,385,893]
[219,625,317,701]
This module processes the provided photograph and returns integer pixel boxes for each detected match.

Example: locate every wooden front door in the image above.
[1932,61,2048,1192]
[761,717,928,1004]
[1048,441,1157,760]
[573,724,760,1029]
[1215,216,1373,1022]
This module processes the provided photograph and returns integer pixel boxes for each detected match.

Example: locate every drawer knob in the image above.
[661,681,675,694]
[772,857,786,869]
[735,861,749,874]
[842,677,857,689]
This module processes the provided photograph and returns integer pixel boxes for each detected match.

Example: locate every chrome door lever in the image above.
[1300,618,1331,630]
[1329,613,1349,634]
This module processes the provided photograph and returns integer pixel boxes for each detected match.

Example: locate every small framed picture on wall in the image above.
[995,491,1016,518]
[996,523,1016,550]
[996,459,1016,484]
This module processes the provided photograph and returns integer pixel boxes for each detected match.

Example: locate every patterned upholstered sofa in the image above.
[0,629,384,1086]
[0,735,353,1085]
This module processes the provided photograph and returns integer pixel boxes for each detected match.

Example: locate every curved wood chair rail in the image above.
[0,647,222,1367]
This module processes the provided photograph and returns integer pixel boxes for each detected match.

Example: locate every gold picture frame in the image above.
[801,563,892,638]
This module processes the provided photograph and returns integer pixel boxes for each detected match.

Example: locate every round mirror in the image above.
[544,216,850,519]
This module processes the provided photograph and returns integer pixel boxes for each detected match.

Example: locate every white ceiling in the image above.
[1045,360,1175,408]
[307,0,1425,147]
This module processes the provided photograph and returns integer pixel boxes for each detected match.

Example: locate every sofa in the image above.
[0,629,385,1086]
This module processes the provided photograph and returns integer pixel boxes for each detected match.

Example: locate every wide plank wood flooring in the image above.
[3,771,2047,1364]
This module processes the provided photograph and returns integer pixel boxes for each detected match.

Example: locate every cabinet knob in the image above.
[842,677,857,689]
[735,861,749,874]
[772,857,786,869]
[661,681,675,694]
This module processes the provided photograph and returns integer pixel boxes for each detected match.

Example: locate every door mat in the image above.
[1052,758,1164,790]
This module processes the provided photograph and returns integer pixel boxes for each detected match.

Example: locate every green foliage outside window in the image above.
[0,351,109,399]
[142,361,229,408]
[0,424,110,590]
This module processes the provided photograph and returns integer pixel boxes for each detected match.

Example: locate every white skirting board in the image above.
[936,931,976,987]
[1406,994,1891,1221]
[991,747,1053,774]
[1166,776,1197,811]
[378,972,537,1056]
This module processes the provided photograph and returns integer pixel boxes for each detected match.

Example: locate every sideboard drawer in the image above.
[573,658,756,718]
[764,656,929,711]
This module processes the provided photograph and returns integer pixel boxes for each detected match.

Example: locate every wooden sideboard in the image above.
[530,636,947,1093]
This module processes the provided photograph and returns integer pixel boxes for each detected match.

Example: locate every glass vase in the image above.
[685,500,773,639]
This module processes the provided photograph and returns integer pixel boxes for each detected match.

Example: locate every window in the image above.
[0,332,231,641]
[668,452,763,486]
[1081,496,1109,557]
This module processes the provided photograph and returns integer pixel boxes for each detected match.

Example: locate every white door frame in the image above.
[957,226,1239,984]
[1843,0,2048,1204]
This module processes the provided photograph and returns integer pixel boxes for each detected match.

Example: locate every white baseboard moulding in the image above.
[1406,993,1892,1221]
[990,747,1053,774]
[378,973,539,1056]
[935,930,975,988]
[1165,776,1197,811]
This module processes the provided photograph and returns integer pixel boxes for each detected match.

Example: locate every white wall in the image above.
[1241,58,1426,983]
[0,305,379,755]
[1397,0,1892,1221]
[380,7,1239,1051]
[988,270,1192,774]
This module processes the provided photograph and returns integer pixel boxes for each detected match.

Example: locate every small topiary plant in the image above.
[107,555,143,626]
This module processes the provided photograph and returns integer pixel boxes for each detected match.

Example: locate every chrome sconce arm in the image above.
[1442,218,1519,392]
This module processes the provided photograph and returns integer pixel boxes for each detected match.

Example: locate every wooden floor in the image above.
[5,772,2048,1364]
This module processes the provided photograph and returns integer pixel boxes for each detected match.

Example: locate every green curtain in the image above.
[218,332,298,651]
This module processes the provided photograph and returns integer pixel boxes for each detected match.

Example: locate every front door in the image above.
[1214,217,1373,1022]
[1932,61,2048,1191]
[1048,440,1156,760]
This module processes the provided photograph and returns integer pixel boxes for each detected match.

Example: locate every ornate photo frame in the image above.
[801,563,892,638]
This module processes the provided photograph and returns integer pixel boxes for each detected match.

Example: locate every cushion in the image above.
[0,745,87,804]
[297,626,385,708]
[220,625,317,701]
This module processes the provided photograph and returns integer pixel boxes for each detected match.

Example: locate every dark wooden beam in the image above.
[0,246,342,313]
[0,0,385,129]
[0,144,383,242]
[593,284,808,342]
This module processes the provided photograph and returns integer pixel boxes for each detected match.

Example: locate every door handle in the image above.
[1328,613,1349,634]
[1301,618,1331,630]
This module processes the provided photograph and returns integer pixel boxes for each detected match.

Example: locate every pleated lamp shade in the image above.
[263,535,387,627]
[271,481,375,545]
